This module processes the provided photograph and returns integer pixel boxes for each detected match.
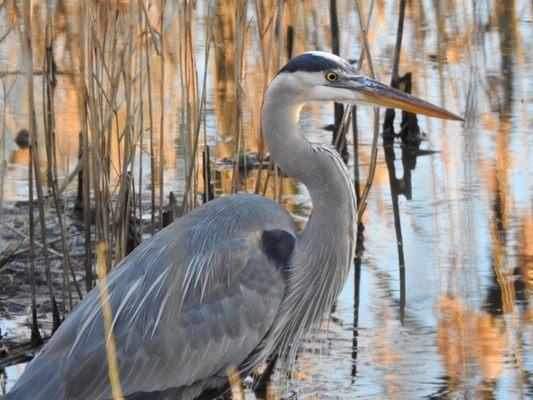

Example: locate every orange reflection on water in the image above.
[436,296,509,392]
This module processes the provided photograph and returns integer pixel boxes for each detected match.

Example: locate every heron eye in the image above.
[325,72,338,82]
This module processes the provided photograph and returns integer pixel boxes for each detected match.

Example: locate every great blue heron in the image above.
[5,52,460,400]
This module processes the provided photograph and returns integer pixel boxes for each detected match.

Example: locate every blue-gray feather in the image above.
[7,51,359,400]
[6,194,296,400]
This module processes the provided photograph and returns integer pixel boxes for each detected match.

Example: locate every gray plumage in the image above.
[6,51,460,400]
[9,195,296,400]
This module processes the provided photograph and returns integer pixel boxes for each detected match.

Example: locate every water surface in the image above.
[0,1,531,398]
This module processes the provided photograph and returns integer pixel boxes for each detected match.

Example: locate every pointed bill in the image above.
[353,76,463,121]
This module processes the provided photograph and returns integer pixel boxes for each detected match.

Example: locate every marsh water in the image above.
[0,0,532,399]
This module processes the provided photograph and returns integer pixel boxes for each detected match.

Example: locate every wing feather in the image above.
[6,195,295,400]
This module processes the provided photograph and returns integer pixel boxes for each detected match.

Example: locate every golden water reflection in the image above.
[0,0,531,398]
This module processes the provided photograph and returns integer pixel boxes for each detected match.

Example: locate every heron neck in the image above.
[261,83,356,285]
[256,81,356,368]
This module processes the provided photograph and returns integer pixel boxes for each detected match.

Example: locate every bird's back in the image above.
[7,194,296,400]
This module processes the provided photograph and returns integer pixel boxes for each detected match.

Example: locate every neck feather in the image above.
[258,77,357,369]
[261,79,357,248]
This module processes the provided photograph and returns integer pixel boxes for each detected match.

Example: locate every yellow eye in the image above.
[325,72,338,82]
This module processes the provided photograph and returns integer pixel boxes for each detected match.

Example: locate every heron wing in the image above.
[7,195,296,400]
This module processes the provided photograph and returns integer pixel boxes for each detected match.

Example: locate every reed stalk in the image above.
[79,1,94,292]
[384,0,408,323]
[158,0,166,229]
[230,0,249,194]
[96,243,123,400]
[253,0,278,196]
[137,0,145,243]
[26,116,42,348]
[179,0,213,212]
[143,7,156,235]
[43,0,75,314]
[354,0,379,220]
[330,0,348,161]
[22,0,61,332]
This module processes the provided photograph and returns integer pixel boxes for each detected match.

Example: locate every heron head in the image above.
[274,51,462,121]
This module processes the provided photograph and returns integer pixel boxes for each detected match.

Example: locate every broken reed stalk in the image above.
[22,0,61,332]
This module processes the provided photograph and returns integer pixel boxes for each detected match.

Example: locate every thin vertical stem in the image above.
[145,16,156,235]
[44,0,75,314]
[80,1,93,292]
[96,243,124,400]
[158,0,166,229]
[180,2,214,211]
[391,0,406,85]
[334,0,374,159]
[23,0,61,331]
[137,0,144,243]
[355,0,379,220]
[330,0,347,161]
[27,129,43,347]
[383,144,406,324]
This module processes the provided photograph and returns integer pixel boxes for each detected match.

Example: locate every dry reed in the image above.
[96,243,123,400]
[2,0,387,385]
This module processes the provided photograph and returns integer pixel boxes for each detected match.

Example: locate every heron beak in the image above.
[349,76,463,121]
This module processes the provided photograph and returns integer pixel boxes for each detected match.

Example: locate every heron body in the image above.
[6,52,460,400]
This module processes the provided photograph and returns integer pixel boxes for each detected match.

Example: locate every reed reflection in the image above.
[0,1,531,398]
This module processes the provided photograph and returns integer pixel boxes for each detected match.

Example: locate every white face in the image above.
[270,58,366,105]
[307,74,367,104]
[267,52,461,120]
